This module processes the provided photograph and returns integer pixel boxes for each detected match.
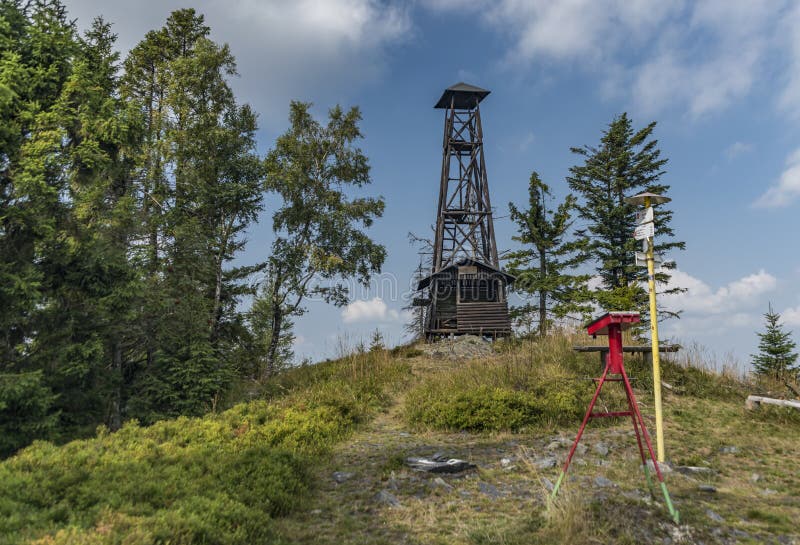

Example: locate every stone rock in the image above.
[540,477,554,491]
[698,485,717,493]
[675,465,714,476]
[705,509,724,523]
[479,482,502,499]
[388,471,399,491]
[719,445,739,454]
[406,457,475,474]
[534,457,557,469]
[500,457,513,468]
[594,476,615,488]
[332,471,354,484]
[576,443,588,456]
[646,460,672,474]
[432,477,454,491]
[593,442,610,457]
[622,489,647,502]
[419,335,495,360]
[374,489,401,508]
[761,488,778,496]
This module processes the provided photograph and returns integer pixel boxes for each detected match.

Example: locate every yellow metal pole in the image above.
[644,196,665,462]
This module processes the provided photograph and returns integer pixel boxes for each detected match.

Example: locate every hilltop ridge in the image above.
[2,335,798,545]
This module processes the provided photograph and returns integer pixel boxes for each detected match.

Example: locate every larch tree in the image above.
[262,101,386,376]
[507,171,591,336]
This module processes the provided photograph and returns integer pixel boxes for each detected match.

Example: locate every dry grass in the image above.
[203,333,800,545]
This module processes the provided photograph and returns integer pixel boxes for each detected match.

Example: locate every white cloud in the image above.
[656,269,778,340]
[783,305,800,327]
[65,0,411,126]
[518,131,535,152]
[777,2,800,116]
[422,0,485,11]
[754,147,800,207]
[661,268,777,315]
[632,44,761,118]
[341,297,403,323]
[725,141,753,159]
[423,0,794,118]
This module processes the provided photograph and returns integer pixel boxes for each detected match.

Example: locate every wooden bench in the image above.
[572,344,681,366]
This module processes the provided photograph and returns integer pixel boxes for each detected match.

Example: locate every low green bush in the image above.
[405,378,590,432]
[0,350,406,545]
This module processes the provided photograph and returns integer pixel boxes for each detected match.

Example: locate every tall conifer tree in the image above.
[121,9,265,420]
[567,113,684,318]
[507,172,591,336]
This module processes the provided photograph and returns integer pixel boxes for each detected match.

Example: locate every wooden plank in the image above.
[572,345,680,353]
[745,395,800,411]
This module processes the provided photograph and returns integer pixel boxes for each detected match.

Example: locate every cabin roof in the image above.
[417,258,515,290]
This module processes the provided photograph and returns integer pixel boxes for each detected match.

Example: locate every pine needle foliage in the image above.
[567,113,685,318]
[507,171,592,336]
[752,304,799,380]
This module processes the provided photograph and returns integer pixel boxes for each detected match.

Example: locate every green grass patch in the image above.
[404,336,599,432]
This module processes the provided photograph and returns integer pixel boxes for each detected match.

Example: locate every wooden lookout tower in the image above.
[416,83,514,339]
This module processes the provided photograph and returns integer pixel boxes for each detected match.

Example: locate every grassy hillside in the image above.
[1,335,798,544]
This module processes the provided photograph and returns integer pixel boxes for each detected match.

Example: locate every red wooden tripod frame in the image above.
[551,312,680,523]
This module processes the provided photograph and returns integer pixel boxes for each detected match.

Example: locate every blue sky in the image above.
[65,0,800,369]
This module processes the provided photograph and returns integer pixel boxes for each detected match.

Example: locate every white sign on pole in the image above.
[634,222,655,240]
[636,207,653,224]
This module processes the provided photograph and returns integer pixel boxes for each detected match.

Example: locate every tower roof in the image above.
[434,82,490,109]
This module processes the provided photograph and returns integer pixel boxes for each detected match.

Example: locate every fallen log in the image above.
[745,395,800,411]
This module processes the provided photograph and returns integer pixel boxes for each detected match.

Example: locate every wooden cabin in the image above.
[417,258,514,338]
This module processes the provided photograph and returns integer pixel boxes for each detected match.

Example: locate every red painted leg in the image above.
[620,362,680,523]
[627,390,647,465]
[620,363,664,480]
[561,360,611,474]
[551,360,612,499]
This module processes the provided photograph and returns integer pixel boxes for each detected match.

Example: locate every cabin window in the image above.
[459,278,498,302]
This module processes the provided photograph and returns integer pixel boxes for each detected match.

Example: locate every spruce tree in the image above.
[507,171,591,336]
[121,9,265,420]
[752,304,799,380]
[567,113,684,318]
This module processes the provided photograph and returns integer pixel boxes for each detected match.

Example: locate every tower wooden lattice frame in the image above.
[418,83,512,339]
